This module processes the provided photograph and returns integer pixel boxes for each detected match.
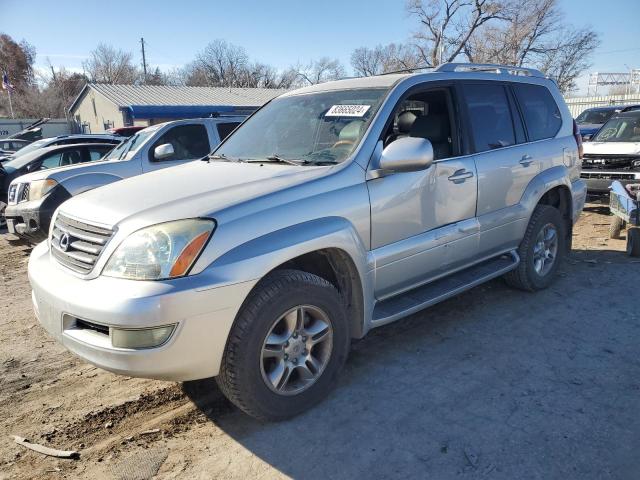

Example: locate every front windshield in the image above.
[103,128,157,161]
[593,114,640,142]
[576,108,616,125]
[215,88,389,164]
[7,139,48,158]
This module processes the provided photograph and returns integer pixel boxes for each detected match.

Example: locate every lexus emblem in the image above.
[59,233,70,252]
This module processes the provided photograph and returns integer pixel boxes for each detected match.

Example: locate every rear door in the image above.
[142,123,211,172]
[460,82,536,256]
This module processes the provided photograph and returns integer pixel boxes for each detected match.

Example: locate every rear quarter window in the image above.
[513,84,562,141]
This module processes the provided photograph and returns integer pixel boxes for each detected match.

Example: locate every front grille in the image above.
[50,214,114,274]
[19,183,29,202]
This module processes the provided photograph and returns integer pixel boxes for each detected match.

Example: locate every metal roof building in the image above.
[69,83,287,133]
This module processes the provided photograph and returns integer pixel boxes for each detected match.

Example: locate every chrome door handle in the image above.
[448,169,474,183]
[520,154,533,167]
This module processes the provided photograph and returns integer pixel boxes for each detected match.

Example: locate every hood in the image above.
[9,158,120,184]
[59,160,335,227]
[583,142,640,156]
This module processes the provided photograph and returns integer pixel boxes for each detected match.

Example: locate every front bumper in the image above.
[28,242,257,381]
[581,170,640,194]
[5,186,71,242]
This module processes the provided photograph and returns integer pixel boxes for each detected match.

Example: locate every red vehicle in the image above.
[106,126,146,137]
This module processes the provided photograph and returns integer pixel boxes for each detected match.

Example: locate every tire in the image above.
[627,228,640,257]
[505,205,566,291]
[216,269,350,421]
[609,216,625,239]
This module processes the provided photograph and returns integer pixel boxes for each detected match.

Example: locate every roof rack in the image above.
[435,63,545,78]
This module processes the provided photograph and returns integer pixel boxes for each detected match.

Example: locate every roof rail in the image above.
[435,63,545,78]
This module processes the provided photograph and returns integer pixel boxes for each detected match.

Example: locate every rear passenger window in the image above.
[216,122,240,142]
[463,84,515,153]
[513,84,561,141]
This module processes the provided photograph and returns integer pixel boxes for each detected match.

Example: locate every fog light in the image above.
[111,325,176,349]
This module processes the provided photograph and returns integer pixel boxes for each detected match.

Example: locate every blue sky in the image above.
[2,0,639,94]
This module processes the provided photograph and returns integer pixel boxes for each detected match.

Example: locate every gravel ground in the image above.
[1,202,639,480]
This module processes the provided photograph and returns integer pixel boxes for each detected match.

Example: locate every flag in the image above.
[2,72,14,91]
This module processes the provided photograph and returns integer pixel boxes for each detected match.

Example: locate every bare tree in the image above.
[463,0,599,92]
[406,0,507,67]
[82,44,140,84]
[294,57,346,85]
[351,43,422,76]
[191,40,251,87]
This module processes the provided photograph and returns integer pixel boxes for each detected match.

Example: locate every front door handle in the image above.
[520,154,533,167]
[448,169,474,183]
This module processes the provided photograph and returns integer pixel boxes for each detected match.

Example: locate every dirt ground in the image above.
[1,202,639,480]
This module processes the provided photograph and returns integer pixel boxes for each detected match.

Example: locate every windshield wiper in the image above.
[206,153,246,163]
[246,154,302,166]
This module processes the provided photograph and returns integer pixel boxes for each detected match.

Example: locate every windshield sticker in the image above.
[325,104,371,117]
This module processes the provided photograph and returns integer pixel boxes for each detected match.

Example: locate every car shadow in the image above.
[181,247,637,478]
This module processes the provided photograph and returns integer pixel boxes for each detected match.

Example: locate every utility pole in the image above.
[140,37,148,84]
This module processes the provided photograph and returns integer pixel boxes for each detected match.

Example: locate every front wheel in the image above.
[505,205,566,291]
[216,269,350,421]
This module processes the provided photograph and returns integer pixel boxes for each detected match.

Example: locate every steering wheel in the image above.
[331,140,355,149]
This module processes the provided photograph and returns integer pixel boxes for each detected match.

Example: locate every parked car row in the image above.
[1,117,244,239]
[25,63,586,420]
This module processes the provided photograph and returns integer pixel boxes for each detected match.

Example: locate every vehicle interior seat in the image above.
[61,150,81,165]
[409,113,452,159]
[386,111,418,144]
[335,120,364,147]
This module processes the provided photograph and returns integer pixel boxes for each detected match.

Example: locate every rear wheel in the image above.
[216,269,350,421]
[505,205,566,291]
[609,216,625,239]
[627,228,640,257]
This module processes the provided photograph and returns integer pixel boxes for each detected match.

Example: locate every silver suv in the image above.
[28,63,586,420]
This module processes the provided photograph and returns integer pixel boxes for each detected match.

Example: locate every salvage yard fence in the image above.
[565,94,640,117]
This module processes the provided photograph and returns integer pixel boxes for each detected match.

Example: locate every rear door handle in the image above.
[520,154,533,167]
[448,169,474,183]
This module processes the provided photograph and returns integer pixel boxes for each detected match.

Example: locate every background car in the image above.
[0,134,122,164]
[581,109,640,193]
[576,105,640,141]
[0,143,114,229]
[0,139,31,156]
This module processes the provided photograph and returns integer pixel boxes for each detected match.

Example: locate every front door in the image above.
[368,86,479,299]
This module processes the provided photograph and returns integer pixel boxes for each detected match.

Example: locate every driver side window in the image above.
[149,124,210,162]
[382,88,457,160]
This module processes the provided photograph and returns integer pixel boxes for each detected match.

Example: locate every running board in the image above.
[371,251,520,326]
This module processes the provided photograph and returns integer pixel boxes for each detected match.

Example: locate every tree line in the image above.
[0,0,598,119]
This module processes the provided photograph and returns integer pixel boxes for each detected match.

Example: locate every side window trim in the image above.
[506,84,528,144]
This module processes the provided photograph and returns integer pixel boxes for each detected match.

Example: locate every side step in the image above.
[371,251,520,326]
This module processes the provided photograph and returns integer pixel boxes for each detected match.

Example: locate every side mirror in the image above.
[153,143,175,160]
[378,137,434,173]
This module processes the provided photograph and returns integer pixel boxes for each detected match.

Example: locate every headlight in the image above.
[28,179,58,201]
[102,219,215,280]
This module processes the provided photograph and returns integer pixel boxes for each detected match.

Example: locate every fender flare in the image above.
[59,172,124,196]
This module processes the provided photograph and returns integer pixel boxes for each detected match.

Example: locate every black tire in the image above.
[627,228,640,257]
[504,205,566,291]
[609,216,625,239]
[216,269,350,421]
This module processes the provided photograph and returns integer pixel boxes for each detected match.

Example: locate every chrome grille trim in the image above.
[50,214,114,274]
[19,183,30,202]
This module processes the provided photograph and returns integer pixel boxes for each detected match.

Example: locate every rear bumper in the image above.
[28,242,258,381]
